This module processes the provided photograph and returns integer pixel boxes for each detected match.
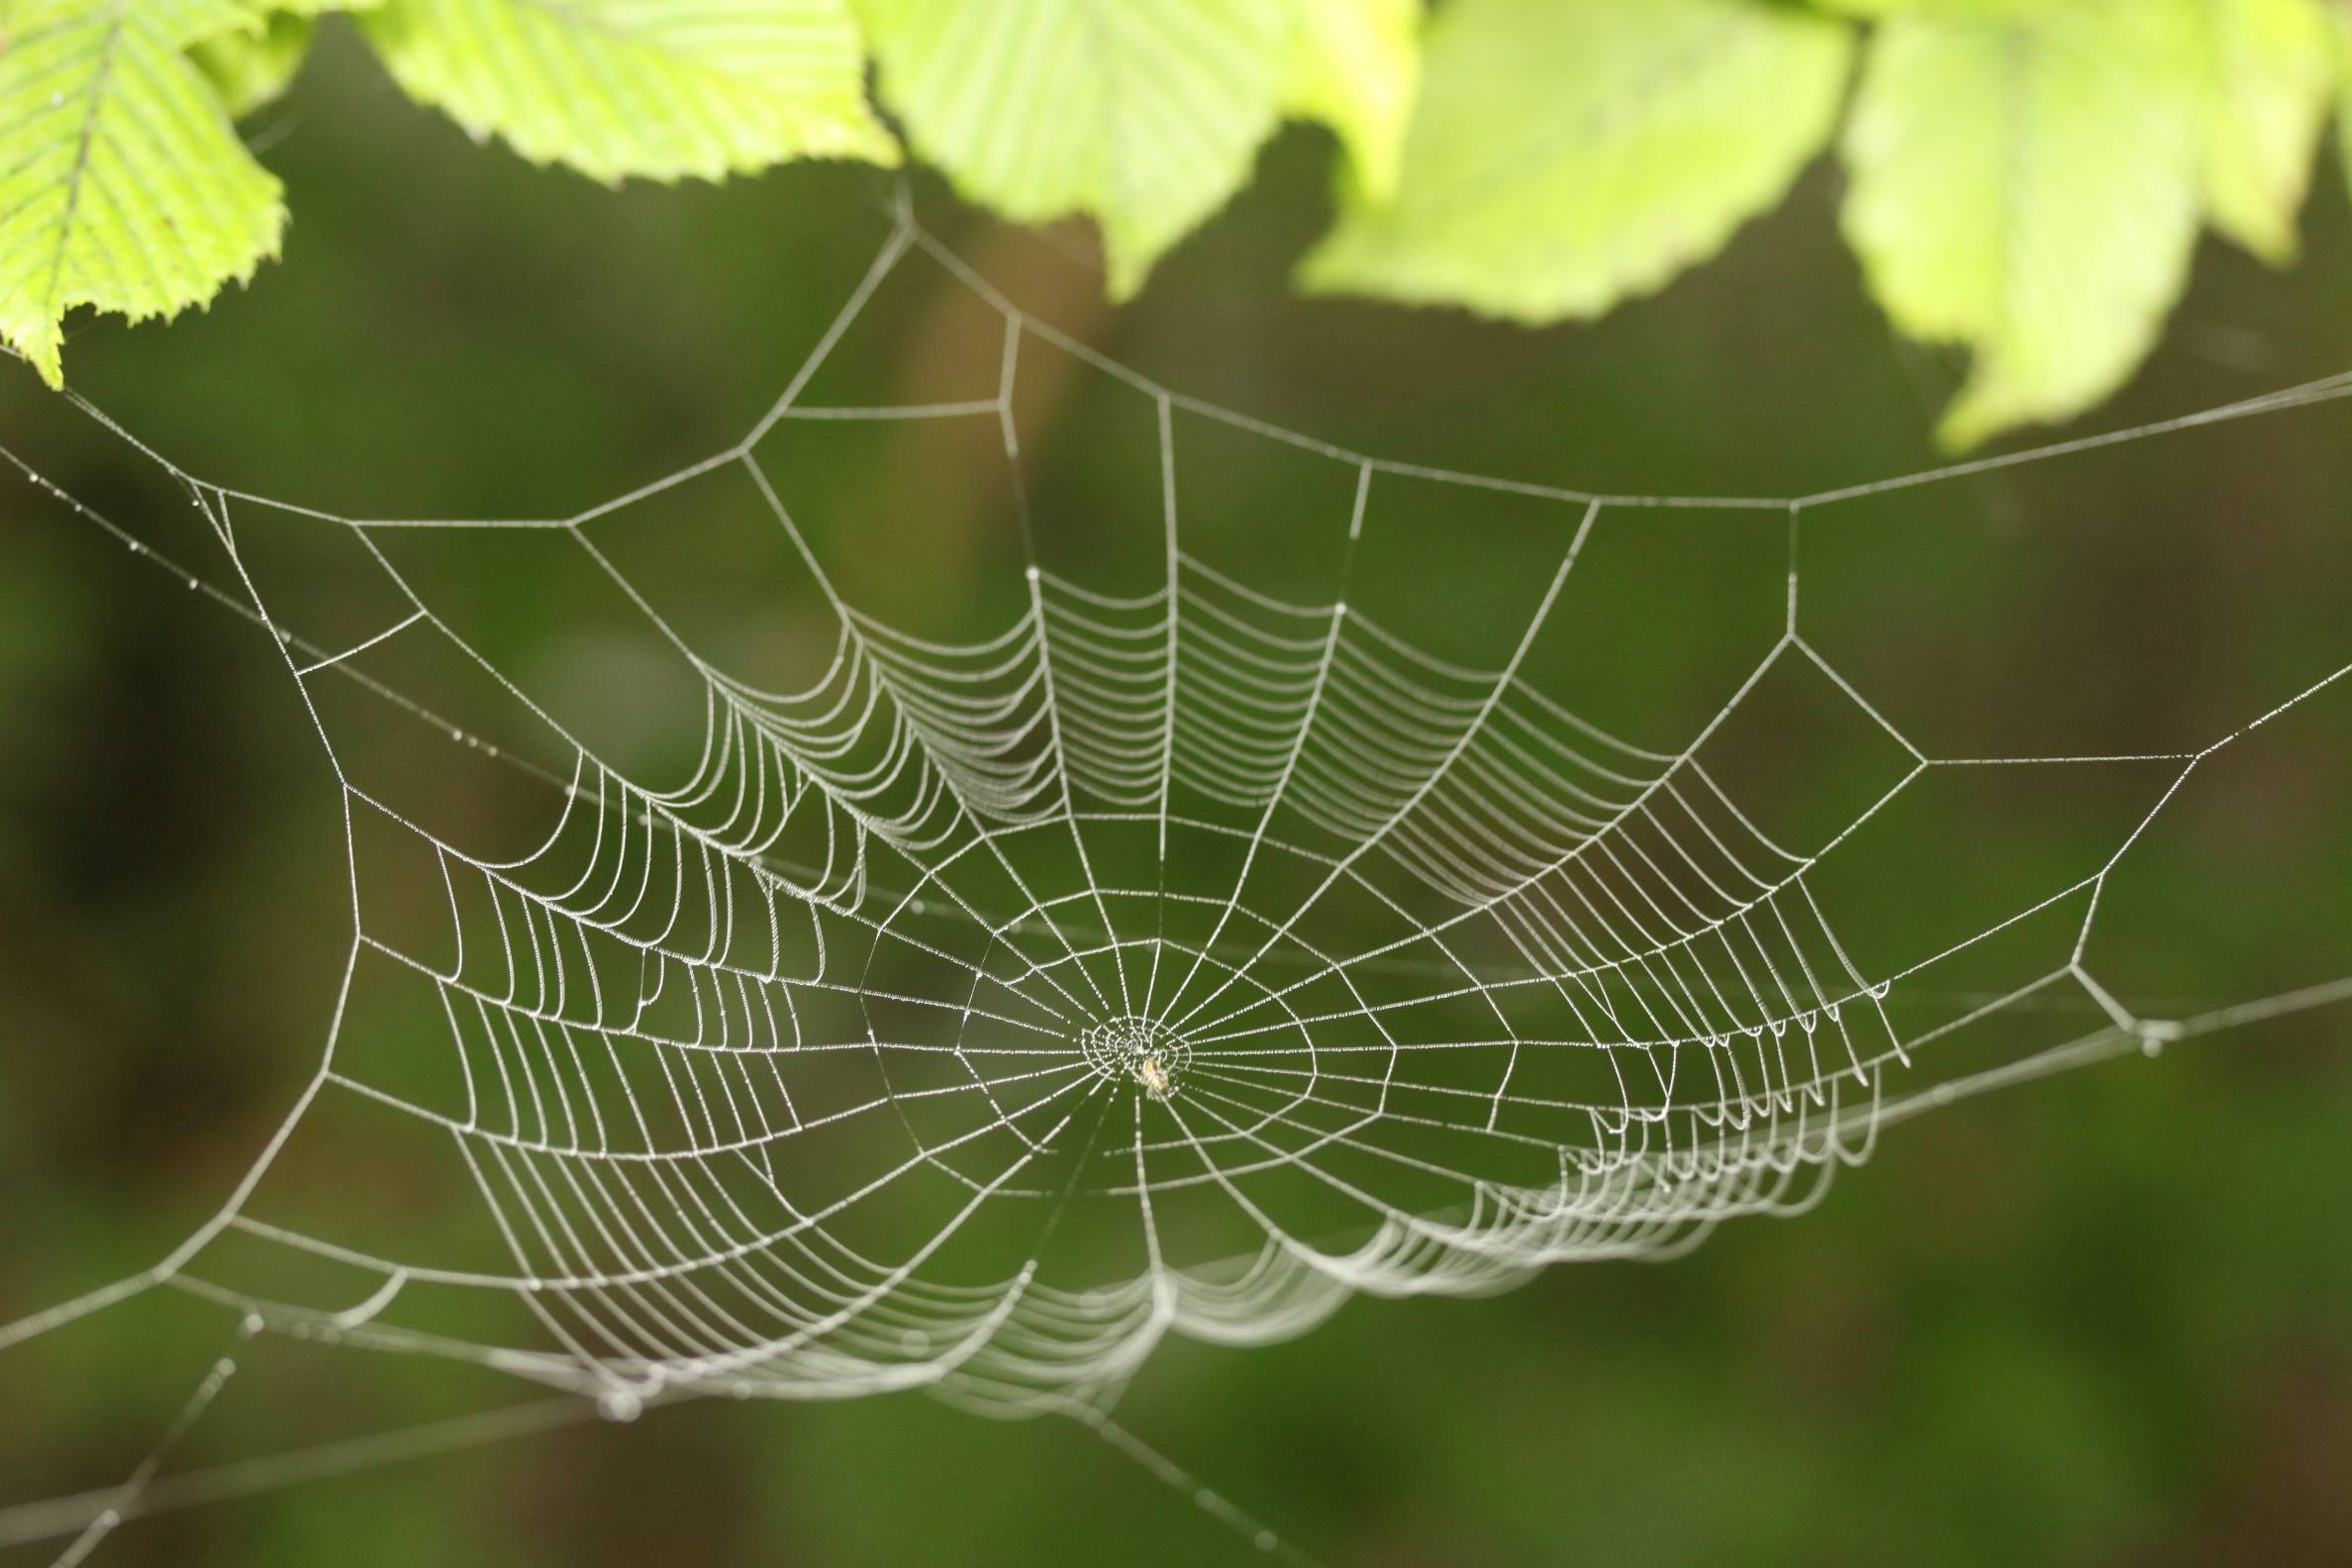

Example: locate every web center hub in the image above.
[1078,1017,1193,1101]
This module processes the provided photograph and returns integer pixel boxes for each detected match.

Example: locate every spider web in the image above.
[5,192,2352,1559]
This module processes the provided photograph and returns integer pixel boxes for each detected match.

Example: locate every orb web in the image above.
[3,193,2351,1556]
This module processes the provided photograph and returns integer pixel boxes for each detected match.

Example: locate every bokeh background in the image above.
[5,26,2352,1566]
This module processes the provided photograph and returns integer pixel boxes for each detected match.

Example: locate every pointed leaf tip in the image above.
[1841,2,2203,450]
[0,1,286,389]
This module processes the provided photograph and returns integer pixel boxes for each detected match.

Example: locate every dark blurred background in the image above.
[4,26,2352,1566]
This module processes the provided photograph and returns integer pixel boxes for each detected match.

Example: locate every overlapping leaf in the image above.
[1284,0,1419,202]
[2330,4,2352,218]
[1300,0,1853,322]
[857,0,1418,297]
[2181,0,2331,263]
[1840,1,2205,448]
[360,0,899,185]
[194,9,340,119]
[0,0,287,387]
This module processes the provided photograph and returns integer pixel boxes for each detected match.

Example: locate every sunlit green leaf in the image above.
[359,0,899,185]
[1285,0,1420,202]
[2329,3,2352,223]
[858,0,1301,298]
[193,13,317,118]
[1298,0,1852,323]
[0,0,285,387]
[2181,0,2330,264]
[121,0,259,43]
[0,0,260,41]
[192,2,382,120]
[1840,2,2203,449]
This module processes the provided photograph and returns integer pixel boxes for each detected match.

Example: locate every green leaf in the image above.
[1284,0,1420,202]
[191,12,318,118]
[0,0,286,388]
[2338,6,2352,214]
[118,0,260,44]
[1297,0,1853,323]
[358,0,899,185]
[189,3,387,120]
[857,0,1299,298]
[0,0,263,43]
[1839,2,2204,449]
[2181,0,2330,264]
